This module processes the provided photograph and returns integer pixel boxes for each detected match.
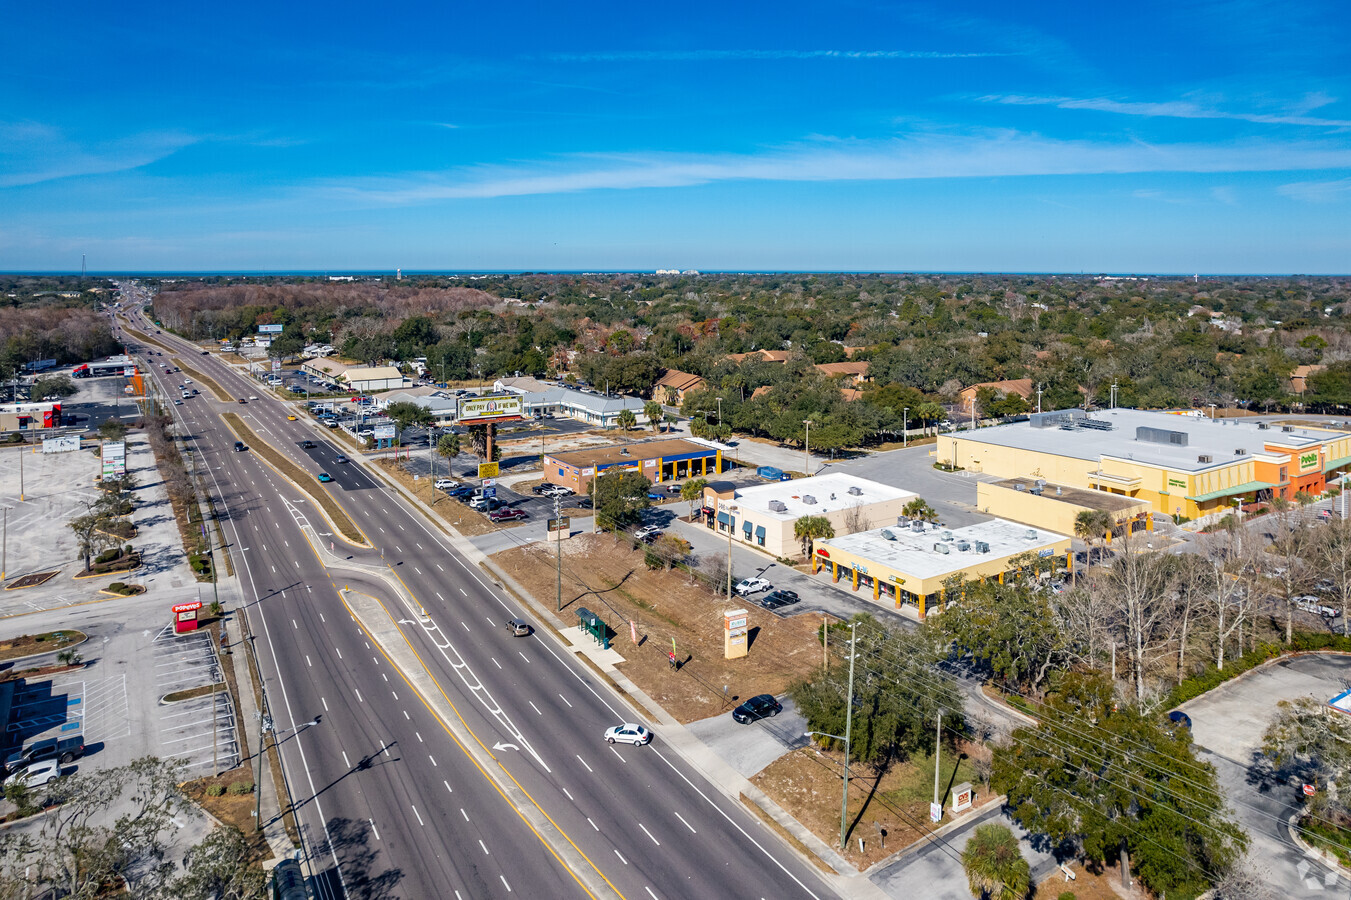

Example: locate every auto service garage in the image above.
[812,518,1071,620]
[544,438,722,494]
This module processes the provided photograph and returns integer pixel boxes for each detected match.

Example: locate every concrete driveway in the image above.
[1180,653,1351,896]
[686,695,809,777]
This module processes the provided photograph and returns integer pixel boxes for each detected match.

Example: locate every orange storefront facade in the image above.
[1254,444,1326,502]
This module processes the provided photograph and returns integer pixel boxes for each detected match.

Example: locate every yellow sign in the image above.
[1300,452,1320,472]
[478,462,500,479]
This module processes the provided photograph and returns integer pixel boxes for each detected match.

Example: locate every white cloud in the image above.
[1278,178,1351,203]
[0,122,197,188]
[319,131,1351,205]
[545,49,1014,62]
[979,94,1351,128]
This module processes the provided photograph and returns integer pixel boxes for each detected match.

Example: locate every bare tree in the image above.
[1264,498,1318,644]
[842,502,871,534]
[1089,527,1180,701]
[1316,517,1351,636]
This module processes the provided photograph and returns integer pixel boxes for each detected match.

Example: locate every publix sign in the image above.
[1299,451,1320,472]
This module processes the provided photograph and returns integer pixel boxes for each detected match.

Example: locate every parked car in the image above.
[446,485,476,498]
[489,508,527,523]
[4,735,84,775]
[4,759,62,790]
[470,497,503,512]
[734,577,772,596]
[732,694,783,724]
[604,723,652,746]
[317,472,333,483]
[1319,510,1335,522]
[1295,595,1338,617]
[760,590,799,609]
[435,479,459,490]
[634,525,662,542]
[531,483,553,495]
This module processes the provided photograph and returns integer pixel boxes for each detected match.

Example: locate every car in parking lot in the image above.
[732,694,783,724]
[1319,510,1335,522]
[604,723,652,746]
[1295,595,1338,617]
[317,472,333,483]
[634,525,662,542]
[4,735,84,775]
[435,479,459,490]
[470,496,503,512]
[759,589,799,610]
[446,484,475,498]
[4,759,62,790]
[539,485,572,498]
[489,508,528,523]
[734,577,772,596]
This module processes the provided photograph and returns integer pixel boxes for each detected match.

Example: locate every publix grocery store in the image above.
[937,408,1351,521]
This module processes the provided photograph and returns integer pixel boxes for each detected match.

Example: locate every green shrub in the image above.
[1164,633,1351,709]
[227,781,254,796]
[109,582,125,592]
[643,549,663,570]
[205,784,225,797]
[1058,893,1076,900]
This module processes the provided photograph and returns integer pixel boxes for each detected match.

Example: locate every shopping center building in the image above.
[936,408,1351,521]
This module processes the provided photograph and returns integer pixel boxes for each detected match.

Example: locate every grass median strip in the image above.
[220,412,368,546]
[172,357,234,402]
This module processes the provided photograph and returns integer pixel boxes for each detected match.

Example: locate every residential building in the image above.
[813,361,871,384]
[702,473,915,561]
[726,349,792,365]
[957,379,1035,410]
[813,519,1071,620]
[937,407,1351,520]
[1291,365,1325,395]
[653,369,707,406]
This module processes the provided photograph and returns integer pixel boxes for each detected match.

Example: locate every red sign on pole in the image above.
[1304,783,1317,796]
[172,601,204,634]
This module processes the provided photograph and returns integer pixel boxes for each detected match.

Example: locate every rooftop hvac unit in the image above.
[880,528,897,541]
[1014,483,1026,491]
[941,531,955,541]
[1235,448,1246,455]
[1025,529,1038,540]
[911,521,924,531]
[933,543,951,555]
[1055,486,1063,496]
[767,500,788,512]
[956,541,971,552]
[1283,425,1294,432]
[1258,422,1269,430]
[1035,479,1046,489]
[1030,486,1044,495]
[896,516,909,526]
[974,541,990,553]
[802,494,817,505]
[1198,454,1213,463]
[847,486,863,496]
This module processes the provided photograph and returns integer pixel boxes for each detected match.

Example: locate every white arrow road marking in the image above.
[493,741,519,752]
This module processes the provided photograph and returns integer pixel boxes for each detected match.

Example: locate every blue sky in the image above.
[3,0,1350,272]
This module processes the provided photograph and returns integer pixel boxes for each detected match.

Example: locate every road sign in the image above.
[929,802,942,823]
[482,487,496,498]
[478,462,500,479]
[1304,783,1317,796]
[271,359,281,373]
[481,478,495,486]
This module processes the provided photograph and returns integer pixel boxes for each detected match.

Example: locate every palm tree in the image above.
[916,401,946,436]
[617,408,637,431]
[681,477,709,520]
[903,497,939,522]
[1073,508,1113,581]
[794,515,835,559]
[961,823,1030,900]
[643,401,663,432]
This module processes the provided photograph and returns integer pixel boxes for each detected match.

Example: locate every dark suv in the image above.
[731,694,783,724]
[4,735,85,774]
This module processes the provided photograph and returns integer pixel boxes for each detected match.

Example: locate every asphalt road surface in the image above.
[124,306,835,900]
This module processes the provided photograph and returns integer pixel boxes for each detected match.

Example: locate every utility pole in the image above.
[726,503,737,599]
[1,506,9,581]
[555,495,563,612]
[840,621,858,849]
[1110,380,1118,410]
[803,420,812,476]
[902,408,908,449]
[932,708,944,821]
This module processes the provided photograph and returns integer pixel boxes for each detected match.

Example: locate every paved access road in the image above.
[125,306,837,899]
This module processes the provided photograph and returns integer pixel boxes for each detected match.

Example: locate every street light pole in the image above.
[1,505,9,581]
[725,503,737,599]
[902,408,908,449]
[555,495,564,612]
[932,708,944,820]
[803,419,812,476]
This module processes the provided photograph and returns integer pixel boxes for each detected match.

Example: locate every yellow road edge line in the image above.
[293,523,620,900]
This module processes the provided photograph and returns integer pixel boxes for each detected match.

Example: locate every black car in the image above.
[233,441,247,452]
[573,497,594,510]
[531,483,552,495]
[732,694,783,725]
[300,440,316,449]
[4,735,85,774]
[760,590,800,610]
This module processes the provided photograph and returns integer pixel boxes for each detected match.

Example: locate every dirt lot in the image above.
[493,532,831,722]
[376,459,525,538]
[750,742,987,870]
[1033,861,1141,900]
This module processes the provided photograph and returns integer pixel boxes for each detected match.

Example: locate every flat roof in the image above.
[957,408,1346,474]
[730,473,915,522]
[819,518,1068,581]
[996,478,1143,513]
[548,438,714,469]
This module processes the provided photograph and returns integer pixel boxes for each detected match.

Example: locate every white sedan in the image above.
[734,577,772,596]
[604,723,652,746]
[5,758,60,789]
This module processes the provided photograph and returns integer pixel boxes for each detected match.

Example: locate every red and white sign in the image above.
[1304,783,1317,796]
[172,601,204,614]
[172,600,203,634]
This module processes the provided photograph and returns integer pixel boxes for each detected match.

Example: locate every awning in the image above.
[755,525,766,538]
[742,520,753,534]
[1186,480,1272,503]
[1325,455,1351,473]
[701,506,716,516]
[717,511,729,525]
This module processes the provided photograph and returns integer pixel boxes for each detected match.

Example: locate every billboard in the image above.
[478,462,500,479]
[258,324,284,334]
[271,359,281,373]
[101,440,126,478]
[372,424,397,440]
[43,435,80,453]
[457,393,522,424]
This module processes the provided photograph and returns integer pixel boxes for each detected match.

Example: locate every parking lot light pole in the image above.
[254,709,272,832]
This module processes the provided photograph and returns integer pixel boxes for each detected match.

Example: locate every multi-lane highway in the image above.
[118,296,836,900]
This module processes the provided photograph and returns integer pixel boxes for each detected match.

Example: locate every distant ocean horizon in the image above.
[1,269,1330,278]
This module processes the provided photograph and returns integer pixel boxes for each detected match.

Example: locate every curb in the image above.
[862,795,1007,876]
[1288,811,1351,879]
[0,633,90,667]
[1175,650,1351,714]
